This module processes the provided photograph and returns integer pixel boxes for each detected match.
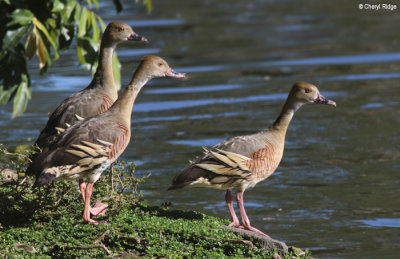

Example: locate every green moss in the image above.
[0,148,310,258]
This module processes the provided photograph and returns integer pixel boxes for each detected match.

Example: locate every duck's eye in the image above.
[158,62,163,67]
[118,27,124,32]
[305,88,312,93]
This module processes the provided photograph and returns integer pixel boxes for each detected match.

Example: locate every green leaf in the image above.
[33,18,59,60]
[35,27,50,69]
[76,45,86,66]
[72,2,81,24]
[12,74,31,118]
[25,30,36,60]
[86,9,92,30]
[112,52,121,90]
[112,0,123,13]
[51,0,65,12]
[144,0,152,13]
[86,0,92,8]
[91,12,100,41]
[2,25,30,50]
[76,36,99,71]
[46,18,57,30]
[6,9,34,26]
[92,0,99,9]
[0,84,18,105]
[78,7,87,37]
[98,16,106,31]
[64,0,78,23]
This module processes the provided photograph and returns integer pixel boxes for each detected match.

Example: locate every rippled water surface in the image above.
[1,1,400,258]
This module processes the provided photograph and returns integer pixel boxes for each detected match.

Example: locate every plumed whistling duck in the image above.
[169,82,336,236]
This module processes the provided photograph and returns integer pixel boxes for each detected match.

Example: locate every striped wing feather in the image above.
[170,132,276,190]
[196,147,251,177]
[28,112,129,183]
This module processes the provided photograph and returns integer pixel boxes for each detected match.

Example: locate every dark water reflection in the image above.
[1,0,400,258]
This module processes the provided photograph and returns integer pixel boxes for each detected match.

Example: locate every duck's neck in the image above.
[270,98,301,137]
[109,70,149,128]
[89,40,118,100]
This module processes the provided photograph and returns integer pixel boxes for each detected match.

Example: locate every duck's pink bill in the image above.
[128,33,148,43]
[166,69,186,78]
[314,94,336,107]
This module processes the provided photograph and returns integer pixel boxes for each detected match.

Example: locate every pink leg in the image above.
[90,201,108,217]
[86,183,108,217]
[236,191,269,237]
[79,179,87,202]
[225,189,240,227]
[79,180,108,219]
[82,182,98,224]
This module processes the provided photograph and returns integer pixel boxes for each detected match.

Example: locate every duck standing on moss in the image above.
[169,82,336,236]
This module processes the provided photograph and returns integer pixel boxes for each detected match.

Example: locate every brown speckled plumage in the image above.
[169,82,336,236]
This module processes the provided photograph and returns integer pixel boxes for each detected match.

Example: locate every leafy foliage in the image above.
[0,0,151,118]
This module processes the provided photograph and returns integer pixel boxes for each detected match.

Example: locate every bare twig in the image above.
[94,229,111,244]
[117,172,124,192]
[100,243,112,255]
[18,176,28,187]
[3,150,30,161]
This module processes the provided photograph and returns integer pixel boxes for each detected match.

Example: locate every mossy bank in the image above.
[0,147,310,258]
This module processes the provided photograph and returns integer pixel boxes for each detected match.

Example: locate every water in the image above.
[1,0,399,258]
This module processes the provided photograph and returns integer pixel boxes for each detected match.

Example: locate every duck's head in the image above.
[104,22,148,43]
[289,82,336,108]
[139,55,186,79]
